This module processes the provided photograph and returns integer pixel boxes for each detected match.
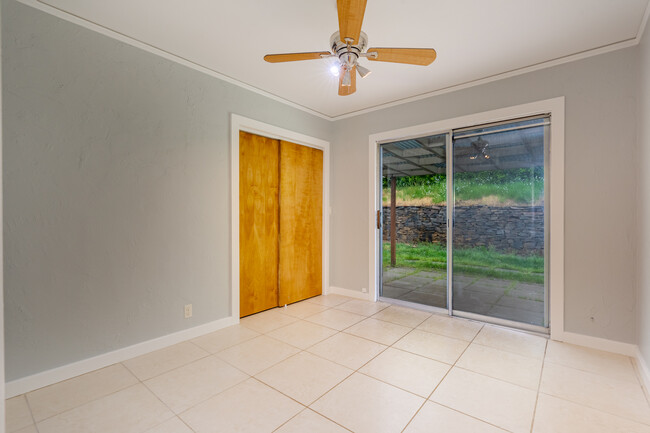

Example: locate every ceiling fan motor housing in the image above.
[330,31,368,70]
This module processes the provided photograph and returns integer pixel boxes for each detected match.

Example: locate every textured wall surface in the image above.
[2,0,331,381]
[383,205,544,255]
[331,47,638,343]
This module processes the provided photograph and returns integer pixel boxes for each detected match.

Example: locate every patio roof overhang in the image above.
[381,121,546,178]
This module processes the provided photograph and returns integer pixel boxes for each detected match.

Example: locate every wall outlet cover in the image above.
[184,304,193,319]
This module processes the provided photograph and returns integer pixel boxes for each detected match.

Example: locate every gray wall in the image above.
[2,0,331,381]
[2,0,645,382]
[330,47,639,343]
[637,26,650,361]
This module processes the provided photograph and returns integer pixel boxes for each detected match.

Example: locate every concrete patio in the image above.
[382,268,545,326]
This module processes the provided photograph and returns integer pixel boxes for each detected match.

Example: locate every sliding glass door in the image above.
[451,117,548,327]
[380,133,449,310]
[379,115,549,330]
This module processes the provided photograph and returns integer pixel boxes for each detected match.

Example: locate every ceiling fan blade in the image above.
[366,48,437,66]
[337,0,367,45]
[338,66,357,96]
[264,52,331,63]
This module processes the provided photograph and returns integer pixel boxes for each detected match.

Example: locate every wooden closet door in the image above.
[279,140,323,305]
[239,131,279,317]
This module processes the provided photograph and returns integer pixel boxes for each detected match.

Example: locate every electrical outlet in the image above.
[362,287,368,293]
[184,304,192,319]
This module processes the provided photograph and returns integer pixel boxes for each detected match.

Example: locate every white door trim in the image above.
[230,114,331,319]
[367,97,565,339]
[0,1,6,427]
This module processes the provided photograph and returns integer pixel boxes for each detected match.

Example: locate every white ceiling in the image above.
[38,0,650,119]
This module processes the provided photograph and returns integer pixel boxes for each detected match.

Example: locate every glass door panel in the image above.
[451,117,548,326]
[380,133,449,309]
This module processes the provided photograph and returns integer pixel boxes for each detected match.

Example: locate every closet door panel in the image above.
[239,131,279,317]
[279,140,323,305]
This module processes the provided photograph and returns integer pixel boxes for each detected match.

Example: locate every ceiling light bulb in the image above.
[330,65,340,77]
[342,69,352,86]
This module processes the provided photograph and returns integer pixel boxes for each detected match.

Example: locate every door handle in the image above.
[376,210,382,229]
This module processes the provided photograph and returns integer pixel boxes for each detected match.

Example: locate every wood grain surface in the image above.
[279,140,323,305]
[239,131,280,317]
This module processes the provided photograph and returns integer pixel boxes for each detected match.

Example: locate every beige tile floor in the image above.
[6,294,650,433]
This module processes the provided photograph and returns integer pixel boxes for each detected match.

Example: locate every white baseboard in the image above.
[328,286,372,301]
[634,347,650,402]
[554,331,637,356]
[5,315,238,398]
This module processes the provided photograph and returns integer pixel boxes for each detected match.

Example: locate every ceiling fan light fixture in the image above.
[470,137,491,160]
[329,65,340,77]
[342,68,352,86]
[356,63,371,78]
[262,0,437,95]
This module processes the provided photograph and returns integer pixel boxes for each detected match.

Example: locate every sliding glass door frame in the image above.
[378,119,550,334]
[376,132,451,316]
[369,97,564,338]
[448,117,550,333]
[445,132,454,317]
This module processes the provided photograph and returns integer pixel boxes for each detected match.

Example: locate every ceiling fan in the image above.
[263,0,437,96]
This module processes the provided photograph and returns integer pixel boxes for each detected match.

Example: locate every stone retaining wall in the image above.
[382,205,544,255]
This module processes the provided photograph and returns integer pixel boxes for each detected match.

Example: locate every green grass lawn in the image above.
[382,169,544,206]
[383,180,543,206]
[383,242,544,284]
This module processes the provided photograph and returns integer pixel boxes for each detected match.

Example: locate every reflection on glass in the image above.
[452,118,547,326]
[380,133,448,309]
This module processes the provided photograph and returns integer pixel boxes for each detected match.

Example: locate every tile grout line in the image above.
[21,393,40,433]
[24,366,142,426]
[35,301,633,432]
[400,323,485,432]
[270,406,353,433]
[19,298,636,432]
[450,364,540,392]
[125,338,256,430]
[300,319,401,430]
[140,367,248,426]
[139,320,300,431]
[430,323,541,433]
[213,340,294,379]
[176,417,197,433]
[139,327,287,432]
[471,337,548,360]
[268,302,433,430]
[27,379,173,428]
[135,382,182,433]
[528,337,549,433]
[241,373,354,433]
[535,391,650,428]
[259,363,356,433]
[7,298,373,432]
[27,337,252,429]
[428,401,517,433]
[123,348,214,383]
[540,354,643,385]
[192,333,261,356]
[6,303,473,430]
[265,305,513,432]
